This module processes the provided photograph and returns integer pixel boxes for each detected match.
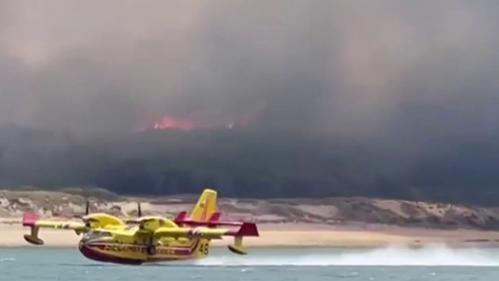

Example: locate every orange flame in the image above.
[148,114,254,131]
[152,115,194,131]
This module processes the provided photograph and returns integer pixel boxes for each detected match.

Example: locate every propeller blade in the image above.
[85,201,90,216]
[138,202,142,217]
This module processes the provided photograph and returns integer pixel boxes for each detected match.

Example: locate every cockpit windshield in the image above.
[125,225,139,231]
[82,231,112,242]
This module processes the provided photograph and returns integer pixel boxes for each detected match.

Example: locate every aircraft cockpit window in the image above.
[84,231,112,241]
[125,225,139,231]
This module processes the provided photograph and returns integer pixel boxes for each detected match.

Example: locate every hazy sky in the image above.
[1,0,498,138]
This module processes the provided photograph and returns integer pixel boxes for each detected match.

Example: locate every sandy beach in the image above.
[3,221,499,248]
[3,190,499,248]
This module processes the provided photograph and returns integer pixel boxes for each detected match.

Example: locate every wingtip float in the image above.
[21,189,259,265]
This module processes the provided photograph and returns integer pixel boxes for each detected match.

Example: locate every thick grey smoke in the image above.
[1,1,499,202]
[1,0,497,137]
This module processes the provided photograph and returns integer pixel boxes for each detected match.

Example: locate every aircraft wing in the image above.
[23,213,86,230]
[154,227,228,239]
[154,222,259,240]
[23,214,86,230]
[22,213,87,245]
[154,222,259,255]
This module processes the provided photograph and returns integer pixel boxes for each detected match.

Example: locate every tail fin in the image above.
[190,189,217,222]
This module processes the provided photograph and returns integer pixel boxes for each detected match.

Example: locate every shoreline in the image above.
[3,222,499,248]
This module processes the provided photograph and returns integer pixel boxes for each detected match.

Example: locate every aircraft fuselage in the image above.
[78,236,210,265]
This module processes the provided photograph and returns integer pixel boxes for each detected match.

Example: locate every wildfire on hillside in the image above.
[147,114,254,131]
[151,115,194,131]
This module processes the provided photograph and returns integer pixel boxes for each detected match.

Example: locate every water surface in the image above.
[1,246,499,280]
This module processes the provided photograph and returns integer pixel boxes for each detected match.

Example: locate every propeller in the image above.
[75,200,91,219]
[83,200,91,228]
[85,200,90,216]
[124,202,143,225]
[70,200,92,229]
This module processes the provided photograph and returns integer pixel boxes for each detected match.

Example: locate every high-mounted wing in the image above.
[155,222,258,239]
[155,226,226,239]
[154,222,259,255]
[22,213,87,245]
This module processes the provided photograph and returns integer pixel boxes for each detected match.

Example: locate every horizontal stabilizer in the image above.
[174,211,188,225]
[209,212,221,223]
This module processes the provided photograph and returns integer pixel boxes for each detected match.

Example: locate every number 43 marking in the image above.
[199,242,209,255]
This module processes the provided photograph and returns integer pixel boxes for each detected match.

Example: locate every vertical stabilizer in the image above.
[190,189,218,222]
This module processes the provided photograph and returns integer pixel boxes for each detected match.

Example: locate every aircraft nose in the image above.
[79,240,98,254]
[79,241,100,261]
[78,241,143,265]
[78,241,111,263]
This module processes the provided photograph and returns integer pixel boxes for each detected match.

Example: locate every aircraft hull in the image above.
[78,238,209,265]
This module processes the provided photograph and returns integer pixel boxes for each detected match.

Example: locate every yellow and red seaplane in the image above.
[22,189,259,264]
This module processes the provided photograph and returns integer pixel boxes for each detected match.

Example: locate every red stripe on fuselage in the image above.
[79,239,202,264]
[79,242,143,265]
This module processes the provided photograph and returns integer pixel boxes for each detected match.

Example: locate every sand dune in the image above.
[4,221,499,248]
[3,189,499,248]
[2,189,499,230]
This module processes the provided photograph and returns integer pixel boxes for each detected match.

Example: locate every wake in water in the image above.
[192,245,499,267]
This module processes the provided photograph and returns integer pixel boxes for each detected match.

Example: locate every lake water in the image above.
[1,246,499,280]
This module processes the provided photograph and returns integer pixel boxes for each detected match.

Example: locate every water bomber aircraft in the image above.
[22,189,259,264]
